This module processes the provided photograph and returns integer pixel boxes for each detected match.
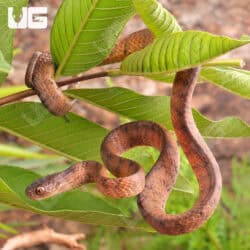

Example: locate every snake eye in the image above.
[35,187,45,196]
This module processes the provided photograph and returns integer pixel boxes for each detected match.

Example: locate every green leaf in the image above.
[201,67,250,99]
[120,31,250,75]
[66,87,250,138]
[51,0,135,77]
[0,51,11,74]
[0,165,152,230]
[0,203,11,212]
[0,158,66,175]
[147,72,176,83]
[0,85,28,98]
[67,88,171,129]
[88,228,104,250]
[148,66,250,100]
[0,144,59,159]
[0,103,108,161]
[132,0,181,36]
[193,110,250,138]
[0,102,195,192]
[0,0,28,84]
[241,35,250,41]
[124,147,194,195]
[0,102,196,219]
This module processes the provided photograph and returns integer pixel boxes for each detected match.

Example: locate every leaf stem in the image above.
[203,59,245,68]
[0,71,108,106]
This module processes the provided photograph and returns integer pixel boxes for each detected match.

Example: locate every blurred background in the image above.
[0,0,249,249]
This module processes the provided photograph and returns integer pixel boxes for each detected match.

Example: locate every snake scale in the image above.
[25,29,222,235]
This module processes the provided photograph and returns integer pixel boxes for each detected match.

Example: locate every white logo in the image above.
[8,7,48,29]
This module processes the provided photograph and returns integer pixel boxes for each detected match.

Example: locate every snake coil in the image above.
[25,51,73,116]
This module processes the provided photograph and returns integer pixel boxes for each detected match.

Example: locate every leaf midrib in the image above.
[55,0,99,78]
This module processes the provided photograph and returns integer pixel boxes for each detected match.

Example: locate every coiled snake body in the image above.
[25,29,222,235]
[25,51,73,116]
[138,68,222,234]
[26,121,178,200]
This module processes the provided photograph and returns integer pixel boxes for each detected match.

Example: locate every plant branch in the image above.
[2,228,86,250]
[0,58,244,107]
[0,71,108,106]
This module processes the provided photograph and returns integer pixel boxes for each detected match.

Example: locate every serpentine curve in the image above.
[25,29,222,235]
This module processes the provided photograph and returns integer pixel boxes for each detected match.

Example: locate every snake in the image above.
[26,121,178,200]
[25,51,74,116]
[25,29,222,235]
[138,68,222,234]
[25,29,154,116]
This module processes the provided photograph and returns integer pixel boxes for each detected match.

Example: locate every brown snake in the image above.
[26,121,177,200]
[24,29,154,116]
[25,51,74,116]
[25,29,222,235]
[138,68,222,234]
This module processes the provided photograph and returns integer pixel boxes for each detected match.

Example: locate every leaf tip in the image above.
[240,35,250,41]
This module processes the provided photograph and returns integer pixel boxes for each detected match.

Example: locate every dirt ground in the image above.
[0,0,249,249]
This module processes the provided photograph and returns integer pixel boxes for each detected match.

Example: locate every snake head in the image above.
[25,174,61,200]
[26,180,49,200]
[25,167,79,201]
